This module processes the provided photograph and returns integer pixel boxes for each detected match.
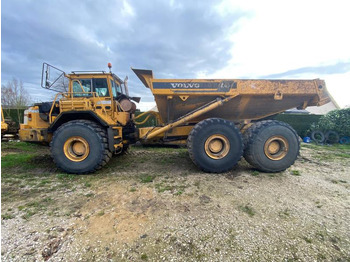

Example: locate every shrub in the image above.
[310,108,350,137]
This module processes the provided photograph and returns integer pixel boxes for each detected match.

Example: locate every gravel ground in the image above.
[1,143,350,261]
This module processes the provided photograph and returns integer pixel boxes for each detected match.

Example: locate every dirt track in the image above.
[1,142,350,261]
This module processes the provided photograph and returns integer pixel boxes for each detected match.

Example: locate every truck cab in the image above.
[19,63,138,158]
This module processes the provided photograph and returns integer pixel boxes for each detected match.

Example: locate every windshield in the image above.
[110,79,122,97]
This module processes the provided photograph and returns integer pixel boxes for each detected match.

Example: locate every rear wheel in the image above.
[51,120,112,174]
[243,120,299,172]
[187,118,243,173]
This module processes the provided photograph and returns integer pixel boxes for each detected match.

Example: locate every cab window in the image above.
[73,79,92,97]
[72,78,109,97]
[93,78,109,97]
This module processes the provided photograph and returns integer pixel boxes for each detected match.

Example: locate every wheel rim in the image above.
[264,136,289,161]
[204,134,230,159]
[63,136,90,162]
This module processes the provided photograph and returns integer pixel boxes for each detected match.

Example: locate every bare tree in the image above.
[1,78,32,124]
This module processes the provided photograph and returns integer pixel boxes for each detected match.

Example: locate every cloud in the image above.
[262,62,350,79]
[1,0,249,105]
[2,0,350,108]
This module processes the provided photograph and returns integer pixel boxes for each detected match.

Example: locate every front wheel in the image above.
[51,120,112,174]
[243,120,299,172]
[187,118,243,173]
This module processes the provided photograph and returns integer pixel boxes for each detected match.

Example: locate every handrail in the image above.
[49,91,110,123]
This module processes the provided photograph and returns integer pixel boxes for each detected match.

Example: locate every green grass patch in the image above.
[251,171,260,176]
[155,183,174,193]
[1,141,43,152]
[1,213,15,220]
[238,204,256,217]
[1,154,35,168]
[302,236,313,243]
[139,174,156,183]
[278,208,291,218]
[291,170,301,176]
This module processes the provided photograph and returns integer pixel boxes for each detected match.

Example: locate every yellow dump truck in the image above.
[19,63,330,174]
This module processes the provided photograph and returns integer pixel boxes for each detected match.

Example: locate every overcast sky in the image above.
[2,0,350,110]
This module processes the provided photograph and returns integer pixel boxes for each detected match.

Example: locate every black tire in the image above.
[50,120,112,174]
[187,118,243,173]
[325,130,339,144]
[243,120,299,172]
[311,130,325,144]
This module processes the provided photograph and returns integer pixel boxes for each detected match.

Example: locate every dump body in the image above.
[133,69,330,124]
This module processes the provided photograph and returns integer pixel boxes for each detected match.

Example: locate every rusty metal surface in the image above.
[133,69,331,123]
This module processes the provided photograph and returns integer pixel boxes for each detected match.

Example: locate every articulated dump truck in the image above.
[19,63,330,174]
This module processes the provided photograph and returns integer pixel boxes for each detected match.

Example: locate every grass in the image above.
[251,171,260,176]
[302,143,350,161]
[302,236,313,244]
[278,208,291,218]
[1,141,43,152]
[140,253,148,260]
[129,187,137,192]
[1,213,15,220]
[139,174,156,183]
[238,204,256,217]
[97,210,105,216]
[155,183,174,193]
[291,170,301,176]
[1,153,35,168]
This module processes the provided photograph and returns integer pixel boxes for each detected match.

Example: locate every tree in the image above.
[1,78,32,124]
[311,108,350,137]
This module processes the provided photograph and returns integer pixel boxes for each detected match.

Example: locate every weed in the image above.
[155,183,174,193]
[238,204,256,217]
[291,170,301,176]
[22,210,36,220]
[302,236,312,243]
[279,208,291,218]
[139,174,156,183]
[129,187,137,192]
[38,179,51,187]
[339,180,347,183]
[251,171,259,176]
[174,190,183,196]
[331,179,338,184]
[141,253,148,260]
[84,182,92,188]
[85,193,94,198]
[97,210,105,216]
[1,213,15,220]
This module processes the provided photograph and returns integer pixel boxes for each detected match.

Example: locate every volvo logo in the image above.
[170,83,200,89]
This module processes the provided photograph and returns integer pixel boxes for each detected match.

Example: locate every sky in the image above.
[1,0,350,111]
